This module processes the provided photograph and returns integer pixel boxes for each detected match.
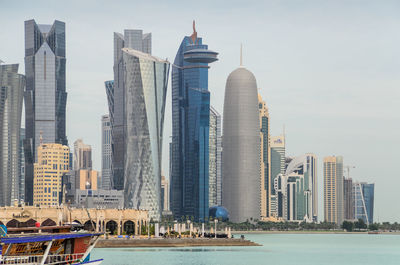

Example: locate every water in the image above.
[91,233,400,265]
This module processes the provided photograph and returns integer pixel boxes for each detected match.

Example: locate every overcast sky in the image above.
[1,0,399,222]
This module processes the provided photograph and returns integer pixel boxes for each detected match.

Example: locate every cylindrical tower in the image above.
[222,65,261,223]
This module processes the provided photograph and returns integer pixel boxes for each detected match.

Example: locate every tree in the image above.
[342,221,354,232]
[368,223,379,231]
[354,219,367,230]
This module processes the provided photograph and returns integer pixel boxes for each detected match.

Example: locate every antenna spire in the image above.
[240,44,243,66]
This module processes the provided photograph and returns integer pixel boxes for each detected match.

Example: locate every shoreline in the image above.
[95,238,261,248]
[232,230,400,235]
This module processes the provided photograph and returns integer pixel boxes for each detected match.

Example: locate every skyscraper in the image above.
[24,19,68,205]
[353,182,374,225]
[112,30,151,191]
[343,177,354,220]
[170,21,218,222]
[209,106,222,207]
[73,139,98,191]
[270,135,285,216]
[258,93,271,218]
[19,128,26,202]
[0,63,25,206]
[33,143,69,206]
[324,156,344,224]
[101,114,112,190]
[121,47,169,220]
[222,50,260,223]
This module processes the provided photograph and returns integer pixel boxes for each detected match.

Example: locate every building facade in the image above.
[258,93,271,218]
[323,156,344,224]
[75,189,124,209]
[222,56,260,223]
[101,114,112,190]
[24,20,68,205]
[121,48,169,221]
[111,30,151,191]
[33,143,69,206]
[270,135,285,216]
[343,177,354,221]
[161,175,169,212]
[170,22,218,222]
[353,182,374,225]
[0,64,25,206]
[209,106,222,207]
[73,139,98,192]
[19,128,26,202]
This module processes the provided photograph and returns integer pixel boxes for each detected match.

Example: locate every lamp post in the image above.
[187,220,191,237]
[147,218,150,239]
[214,219,218,239]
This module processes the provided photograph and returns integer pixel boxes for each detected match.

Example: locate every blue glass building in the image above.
[170,22,218,222]
[362,183,374,224]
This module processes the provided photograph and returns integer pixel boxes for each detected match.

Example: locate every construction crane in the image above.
[344,165,355,179]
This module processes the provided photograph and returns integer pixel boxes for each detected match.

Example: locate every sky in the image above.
[1,0,399,222]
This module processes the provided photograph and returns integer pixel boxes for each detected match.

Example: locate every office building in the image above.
[19,128,26,202]
[120,47,169,221]
[353,182,374,225]
[270,135,285,216]
[258,93,271,217]
[73,139,98,192]
[24,20,68,204]
[101,115,112,190]
[324,156,344,224]
[111,30,151,191]
[0,63,25,206]
[209,106,222,207]
[170,21,218,222]
[161,175,169,212]
[343,177,354,220]
[33,143,69,206]
[222,49,260,223]
[75,189,123,209]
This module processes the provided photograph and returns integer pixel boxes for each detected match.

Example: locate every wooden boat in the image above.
[0,225,103,264]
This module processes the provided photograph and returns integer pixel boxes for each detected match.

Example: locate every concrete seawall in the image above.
[96,238,261,248]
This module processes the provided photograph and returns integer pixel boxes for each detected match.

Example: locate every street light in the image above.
[214,219,218,239]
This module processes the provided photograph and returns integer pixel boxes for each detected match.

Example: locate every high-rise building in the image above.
[274,154,317,222]
[0,63,25,206]
[324,156,344,224]
[270,135,285,216]
[353,182,374,225]
[24,19,68,205]
[101,115,112,190]
[120,47,169,221]
[258,93,271,218]
[343,177,354,220]
[73,139,98,192]
[222,50,260,223]
[209,106,222,207]
[170,21,218,222]
[33,143,69,206]
[19,128,26,202]
[111,30,151,191]
[161,175,170,212]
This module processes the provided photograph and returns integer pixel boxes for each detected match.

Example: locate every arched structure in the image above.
[123,221,135,235]
[42,218,57,226]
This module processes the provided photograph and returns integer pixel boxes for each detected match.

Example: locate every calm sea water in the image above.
[91,233,400,265]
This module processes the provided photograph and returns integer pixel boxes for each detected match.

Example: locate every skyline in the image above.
[1,0,399,222]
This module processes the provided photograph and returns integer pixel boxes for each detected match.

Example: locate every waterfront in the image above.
[91,233,400,265]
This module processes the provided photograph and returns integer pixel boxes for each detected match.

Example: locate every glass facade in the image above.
[208,106,222,207]
[122,48,169,221]
[353,182,374,225]
[0,64,25,206]
[101,114,112,190]
[170,27,218,222]
[24,19,68,205]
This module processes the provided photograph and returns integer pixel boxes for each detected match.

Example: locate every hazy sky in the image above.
[1,0,399,222]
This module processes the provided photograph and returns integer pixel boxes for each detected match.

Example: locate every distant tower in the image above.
[209,106,222,207]
[324,156,344,224]
[170,21,218,222]
[24,19,68,205]
[222,47,260,223]
[270,135,285,216]
[0,63,25,206]
[258,93,271,218]
[101,114,112,190]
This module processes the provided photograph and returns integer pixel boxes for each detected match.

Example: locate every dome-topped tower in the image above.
[222,48,261,223]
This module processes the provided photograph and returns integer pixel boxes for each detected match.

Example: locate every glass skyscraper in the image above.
[209,106,222,207]
[24,19,68,205]
[121,48,169,220]
[101,114,112,190]
[354,182,374,225]
[0,63,25,206]
[170,22,218,222]
[270,135,285,216]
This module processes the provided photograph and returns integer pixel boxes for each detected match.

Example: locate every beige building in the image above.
[33,143,69,206]
[76,170,98,190]
[161,175,169,212]
[324,156,344,224]
[0,205,148,235]
[258,93,271,218]
[73,139,98,191]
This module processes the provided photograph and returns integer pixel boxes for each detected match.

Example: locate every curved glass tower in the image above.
[222,62,260,223]
[0,64,25,206]
[170,22,218,222]
[122,48,170,221]
[24,19,68,204]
